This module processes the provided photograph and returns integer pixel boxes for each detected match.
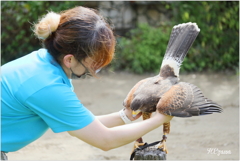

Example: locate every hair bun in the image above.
[34,11,61,40]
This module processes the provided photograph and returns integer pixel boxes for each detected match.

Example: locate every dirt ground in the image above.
[7,71,239,160]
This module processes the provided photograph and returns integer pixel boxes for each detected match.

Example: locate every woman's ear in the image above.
[62,54,74,68]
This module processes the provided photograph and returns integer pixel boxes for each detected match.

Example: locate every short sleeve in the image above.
[23,83,95,133]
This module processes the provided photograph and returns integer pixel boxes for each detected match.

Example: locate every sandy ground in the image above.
[7,71,239,160]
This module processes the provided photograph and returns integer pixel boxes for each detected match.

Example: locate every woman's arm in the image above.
[96,112,125,128]
[68,112,172,151]
[96,108,142,128]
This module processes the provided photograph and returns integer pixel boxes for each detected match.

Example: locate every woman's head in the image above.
[34,6,115,75]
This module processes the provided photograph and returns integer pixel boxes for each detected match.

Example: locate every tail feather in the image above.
[160,22,200,77]
[165,25,181,53]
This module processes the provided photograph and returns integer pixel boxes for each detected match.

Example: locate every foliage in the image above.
[114,24,171,74]
[1,1,84,65]
[172,1,239,73]
[2,1,239,74]
[113,1,239,74]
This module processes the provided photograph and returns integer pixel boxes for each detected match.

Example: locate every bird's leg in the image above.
[158,122,170,154]
[158,133,168,153]
[142,112,152,120]
[132,112,152,153]
[133,137,145,150]
[132,135,145,154]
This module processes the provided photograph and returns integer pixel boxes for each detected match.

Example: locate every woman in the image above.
[1,6,172,160]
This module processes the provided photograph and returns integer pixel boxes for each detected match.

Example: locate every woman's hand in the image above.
[124,108,142,121]
[124,107,173,123]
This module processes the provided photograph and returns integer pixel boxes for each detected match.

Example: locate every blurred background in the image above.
[2,1,239,160]
[1,1,239,75]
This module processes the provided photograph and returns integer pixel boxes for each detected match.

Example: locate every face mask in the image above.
[96,68,101,73]
[70,68,87,79]
[70,68,101,79]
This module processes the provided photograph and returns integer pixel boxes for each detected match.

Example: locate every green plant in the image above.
[113,1,239,74]
[114,23,172,74]
[172,1,239,73]
[2,1,238,74]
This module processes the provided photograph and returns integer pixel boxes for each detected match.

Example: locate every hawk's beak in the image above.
[132,110,141,117]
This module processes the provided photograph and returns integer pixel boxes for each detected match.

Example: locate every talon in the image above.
[157,141,168,154]
[163,141,168,154]
[134,141,145,149]
[132,137,145,154]
[157,143,164,149]
[157,135,168,154]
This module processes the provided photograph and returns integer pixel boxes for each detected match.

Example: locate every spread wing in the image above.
[156,82,222,117]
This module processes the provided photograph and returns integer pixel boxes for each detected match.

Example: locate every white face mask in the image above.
[95,68,101,73]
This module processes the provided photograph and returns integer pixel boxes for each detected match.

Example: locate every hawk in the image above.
[123,22,222,154]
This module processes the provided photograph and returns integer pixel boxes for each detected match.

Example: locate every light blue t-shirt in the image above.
[1,48,95,152]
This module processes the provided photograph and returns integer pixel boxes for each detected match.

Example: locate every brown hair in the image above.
[34,6,116,73]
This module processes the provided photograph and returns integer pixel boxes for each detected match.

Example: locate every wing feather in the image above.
[157,82,222,117]
[123,78,149,109]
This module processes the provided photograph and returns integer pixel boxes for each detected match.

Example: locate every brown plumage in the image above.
[123,22,222,154]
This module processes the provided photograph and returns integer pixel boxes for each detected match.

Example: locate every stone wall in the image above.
[85,1,172,36]
[98,1,136,35]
